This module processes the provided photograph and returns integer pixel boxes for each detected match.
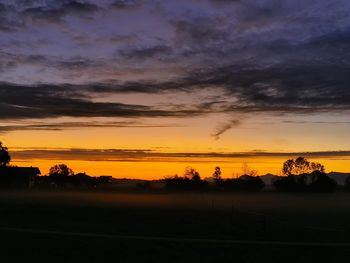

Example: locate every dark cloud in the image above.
[118,45,172,60]
[209,0,240,3]
[10,148,350,162]
[0,0,101,27]
[0,82,210,120]
[67,81,187,94]
[0,121,181,133]
[109,34,138,43]
[169,15,231,59]
[1,0,350,119]
[0,53,100,72]
[86,58,350,114]
[3,56,350,120]
[111,0,142,9]
[282,120,350,125]
[55,57,100,70]
[173,17,228,44]
[3,51,350,119]
[0,3,24,31]
[23,1,99,14]
[163,61,350,114]
[11,148,153,162]
[0,4,11,31]
[21,1,99,23]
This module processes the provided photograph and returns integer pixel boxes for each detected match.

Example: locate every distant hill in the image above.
[204,174,280,188]
[259,172,350,186]
[259,174,279,186]
[104,178,165,189]
[97,173,350,190]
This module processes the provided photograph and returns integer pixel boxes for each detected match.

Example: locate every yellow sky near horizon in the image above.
[2,112,350,179]
[3,114,350,151]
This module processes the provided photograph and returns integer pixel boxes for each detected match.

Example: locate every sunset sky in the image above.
[1,0,350,178]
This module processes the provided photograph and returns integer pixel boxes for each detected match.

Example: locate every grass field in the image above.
[1,191,350,262]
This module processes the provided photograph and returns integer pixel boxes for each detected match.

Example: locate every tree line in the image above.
[1,141,350,192]
[164,157,343,192]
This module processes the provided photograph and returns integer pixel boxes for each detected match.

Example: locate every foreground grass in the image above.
[0,191,350,262]
[2,231,350,263]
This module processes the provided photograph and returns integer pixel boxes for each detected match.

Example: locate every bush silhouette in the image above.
[164,175,208,191]
[273,175,307,192]
[308,171,337,192]
[274,171,336,192]
[220,175,264,192]
[164,167,208,191]
[345,176,350,192]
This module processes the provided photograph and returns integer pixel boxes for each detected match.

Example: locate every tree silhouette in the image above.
[0,141,11,166]
[275,158,332,192]
[49,164,74,177]
[212,166,222,180]
[282,157,325,175]
[184,166,201,181]
[310,162,325,173]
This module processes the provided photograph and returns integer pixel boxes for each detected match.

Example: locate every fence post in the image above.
[262,214,267,240]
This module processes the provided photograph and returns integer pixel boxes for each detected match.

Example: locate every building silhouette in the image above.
[0,166,41,188]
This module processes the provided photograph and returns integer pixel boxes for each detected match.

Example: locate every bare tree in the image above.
[184,166,201,181]
[242,162,258,176]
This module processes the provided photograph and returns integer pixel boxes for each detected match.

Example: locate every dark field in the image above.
[1,191,350,262]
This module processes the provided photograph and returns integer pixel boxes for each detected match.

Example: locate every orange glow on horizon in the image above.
[3,113,350,179]
[11,156,350,180]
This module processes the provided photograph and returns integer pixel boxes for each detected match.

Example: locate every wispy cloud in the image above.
[211,119,241,140]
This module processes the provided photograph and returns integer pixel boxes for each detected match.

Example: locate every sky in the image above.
[1,0,350,178]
